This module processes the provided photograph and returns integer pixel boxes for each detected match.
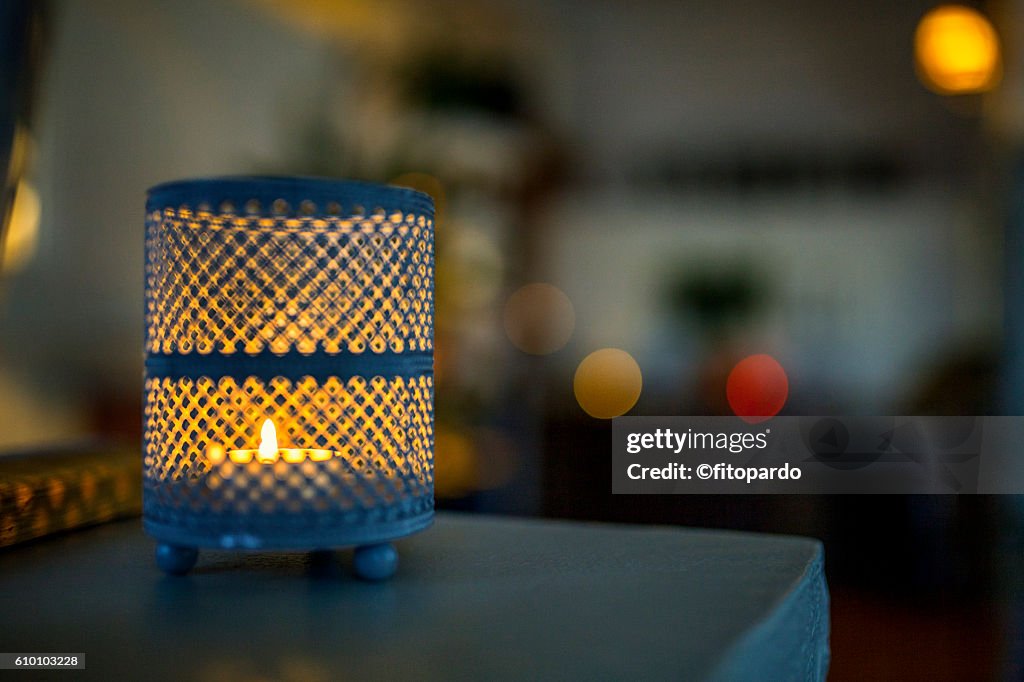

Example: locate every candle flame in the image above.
[257,418,279,463]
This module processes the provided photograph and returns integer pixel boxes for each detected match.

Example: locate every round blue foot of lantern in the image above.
[352,542,398,581]
[156,543,198,575]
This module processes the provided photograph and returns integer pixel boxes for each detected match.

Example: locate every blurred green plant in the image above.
[666,260,769,338]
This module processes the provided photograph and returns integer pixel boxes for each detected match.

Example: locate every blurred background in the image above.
[1,0,1023,678]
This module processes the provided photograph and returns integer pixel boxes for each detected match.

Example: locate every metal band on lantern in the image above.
[142,177,435,579]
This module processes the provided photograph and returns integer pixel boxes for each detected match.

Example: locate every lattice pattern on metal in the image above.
[142,177,434,549]
[144,208,433,356]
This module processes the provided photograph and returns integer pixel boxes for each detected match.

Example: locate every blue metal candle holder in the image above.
[143,177,434,579]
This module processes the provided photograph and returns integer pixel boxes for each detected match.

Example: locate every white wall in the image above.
[543,183,998,411]
[0,0,1005,439]
[0,0,333,441]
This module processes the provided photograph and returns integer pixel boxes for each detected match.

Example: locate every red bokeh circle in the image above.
[726,354,789,423]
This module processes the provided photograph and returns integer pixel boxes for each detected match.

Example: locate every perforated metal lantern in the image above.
[143,177,434,579]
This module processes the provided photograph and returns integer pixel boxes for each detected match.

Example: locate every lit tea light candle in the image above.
[217,419,335,465]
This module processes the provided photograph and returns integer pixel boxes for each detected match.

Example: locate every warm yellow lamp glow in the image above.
[573,348,643,419]
[915,5,1001,94]
[434,426,477,499]
[2,180,41,274]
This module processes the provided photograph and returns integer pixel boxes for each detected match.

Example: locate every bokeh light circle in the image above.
[390,171,446,223]
[726,354,789,423]
[433,426,476,499]
[574,348,643,419]
[915,5,1001,94]
[503,283,575,355]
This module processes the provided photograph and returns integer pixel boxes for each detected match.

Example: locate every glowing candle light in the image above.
[224,418,336,466]
[143,177,435,580]
[257,419,278,463]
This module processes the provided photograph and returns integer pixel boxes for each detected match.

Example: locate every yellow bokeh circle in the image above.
[574,348,643,419]
[390,171,446,223]
[434,426,477,499]
[915,5,1001,94]
[503,283,575,355]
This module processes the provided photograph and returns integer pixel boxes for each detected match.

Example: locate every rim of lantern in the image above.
[147,175,436,219]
